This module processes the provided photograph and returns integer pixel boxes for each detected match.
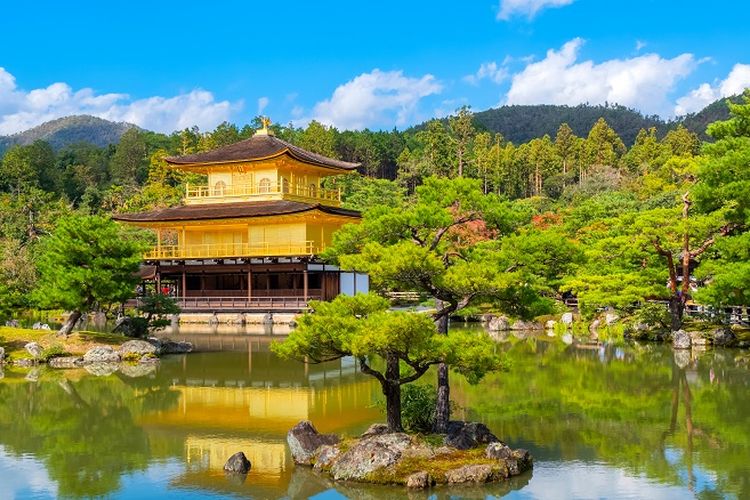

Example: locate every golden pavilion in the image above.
[114,120,368,312]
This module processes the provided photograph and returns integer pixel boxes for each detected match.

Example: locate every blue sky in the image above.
[0,0,748,134]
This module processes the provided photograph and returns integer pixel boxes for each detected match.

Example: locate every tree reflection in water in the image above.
[0,332,748,499]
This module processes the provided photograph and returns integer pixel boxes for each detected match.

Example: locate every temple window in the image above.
[258,177,271,193]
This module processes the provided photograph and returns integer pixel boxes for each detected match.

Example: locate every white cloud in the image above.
[309,69,442,130]
[464,62,510,85]
[257,96,269,115]
[497,0,575,20]
[0,66,238,135]
[504,38,696,116]
[674,64,750,115]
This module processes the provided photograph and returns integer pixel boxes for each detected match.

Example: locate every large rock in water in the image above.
[0,346,5,362]
[160,340,193,354]
[712,328,736,347]
[329,433,412,481]
[406,471,431,489]
[223,451,251,474]
[119,339,159,357]
[83,346,121,364]
[287,420,339,465]
[444,421,499,450]
[445,464,497,484]
[672,330,691,350]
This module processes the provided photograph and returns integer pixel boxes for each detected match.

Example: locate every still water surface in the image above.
[0,328,748,499]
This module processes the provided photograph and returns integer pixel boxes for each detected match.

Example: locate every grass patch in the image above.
[364,446,499,485]
[0,326,125,359]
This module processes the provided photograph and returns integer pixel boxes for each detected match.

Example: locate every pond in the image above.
[1,328,749,499]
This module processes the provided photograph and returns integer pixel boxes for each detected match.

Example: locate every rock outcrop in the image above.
[160,340,193,354]
[287,420,532,488]
[287,420,340,465]
[510,320,542,331]
[561,312,574,325]
[329,433,412,481]
[406,471,431,489]
[83,346,121,364]
[444,421,499,450]
[224,452,252,474]
[119,339,159,358]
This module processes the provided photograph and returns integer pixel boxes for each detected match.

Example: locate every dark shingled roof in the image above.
[165,134,360,170]
[112,200,361,223]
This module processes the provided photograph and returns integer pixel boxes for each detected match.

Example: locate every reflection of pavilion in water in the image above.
[139,340,380,496]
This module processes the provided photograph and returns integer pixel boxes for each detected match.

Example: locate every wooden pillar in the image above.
[247,269,252,301]
[181,226,186,256]
[182,270,187,299]
[303,269,309,302]
[157,228,162,256]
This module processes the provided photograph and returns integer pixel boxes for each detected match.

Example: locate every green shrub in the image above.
[41,344,68,361]
[400,384,437,433]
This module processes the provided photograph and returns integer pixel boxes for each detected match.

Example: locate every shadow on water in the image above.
[0,327,749,498]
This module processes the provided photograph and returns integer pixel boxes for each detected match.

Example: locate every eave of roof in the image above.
[112,200,361,224]
[164,134,360,171]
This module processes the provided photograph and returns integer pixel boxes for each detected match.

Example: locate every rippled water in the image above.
[1,327,748,499]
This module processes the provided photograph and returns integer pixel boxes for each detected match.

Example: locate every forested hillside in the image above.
[472,103,666,146]
[1,92,748,325]
[0,115,136,154]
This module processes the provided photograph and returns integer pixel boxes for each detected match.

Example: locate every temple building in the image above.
[114,120,369,312]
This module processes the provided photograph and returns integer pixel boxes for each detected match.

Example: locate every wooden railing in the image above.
[185,181,340,205]
[144,241,318,260]
[129,295,321,311]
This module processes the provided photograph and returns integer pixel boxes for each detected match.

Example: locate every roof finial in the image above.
[254,116,274,137]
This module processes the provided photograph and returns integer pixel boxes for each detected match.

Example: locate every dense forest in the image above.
[0,92,748,330]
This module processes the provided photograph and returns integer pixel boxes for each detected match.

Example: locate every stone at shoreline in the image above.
[48,356,83,369]
[0,346,5,363]
[673,330,691,350]
[25,342,43,360]
[510,320,542,331]
[445,464,498,484]
[160,340,193,354]
[119,339,159,357]
[561,312,574,325]
[83,346,121,364]
[406,471,431,489]
[84,362,119,377]
[223,452,252,474]
[32,322,51,330]
[313,445,341,472]
[486,442,513,460]
[545,320,556,330]
[605,313,620,325]
[287,420,340,465]
[488,316,510,332]
[445,421,499,450]
[330,433,411,481]
[361,423,390,438]
[512,448,533,470]
[712,328,736,347]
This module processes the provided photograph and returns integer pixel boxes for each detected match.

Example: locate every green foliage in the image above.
[34,215,146,314]
[41,344,68,361]
[399,384,437,433]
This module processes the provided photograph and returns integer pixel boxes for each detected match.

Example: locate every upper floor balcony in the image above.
[144,241,319,260]
[184,180,341,206]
